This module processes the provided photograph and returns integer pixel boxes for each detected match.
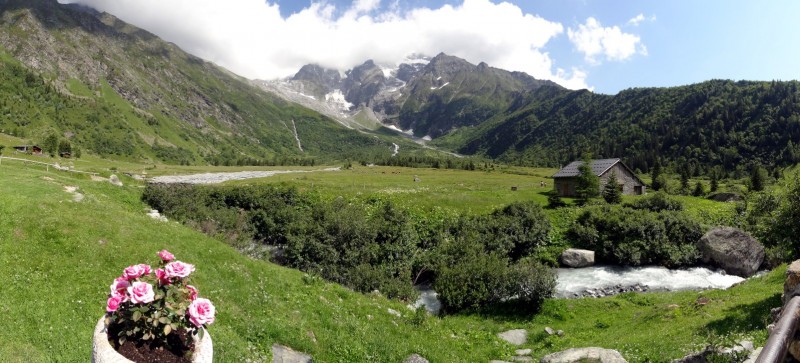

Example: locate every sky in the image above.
[58,0,800,94]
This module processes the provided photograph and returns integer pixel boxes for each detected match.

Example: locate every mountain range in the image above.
[2,0,800,175]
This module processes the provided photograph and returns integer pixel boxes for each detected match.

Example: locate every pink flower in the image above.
[122,264,151,280]
[164,261,195,279]
[106,294,124,312]
[158,250,175,262]
[127,281,155,304]
[187,285,198,301]
[110,278,130,295]
[188,298,215,327]
[155,268,171,285]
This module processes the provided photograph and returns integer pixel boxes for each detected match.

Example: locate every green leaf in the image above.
[118,336,126,346]
[197,327,205,341]
[132,311,142,322]
[163,324,172,336]
[159,317,168,324]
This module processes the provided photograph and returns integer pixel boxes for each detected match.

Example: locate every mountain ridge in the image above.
[0,0,401,164]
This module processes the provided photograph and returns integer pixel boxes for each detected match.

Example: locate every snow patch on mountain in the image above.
[325,89,354,111]
[385,124,414,136]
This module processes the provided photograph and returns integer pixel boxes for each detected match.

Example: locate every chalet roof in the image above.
[552,158,622,178]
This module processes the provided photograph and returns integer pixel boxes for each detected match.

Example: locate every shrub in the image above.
[745,174,800,261]
[508,258,556,311]
[434,250,511,312]
[432,225,555,313]
[624,191,683,212]
[488,201,551,260]
[567,205,702,267]
[143,183,556,312]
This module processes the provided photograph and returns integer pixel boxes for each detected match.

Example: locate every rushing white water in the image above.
[409,287,442,315]
[409,266,749,312]
[555,265,745,298]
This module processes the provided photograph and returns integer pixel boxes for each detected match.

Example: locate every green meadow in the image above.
[0,160,782,362]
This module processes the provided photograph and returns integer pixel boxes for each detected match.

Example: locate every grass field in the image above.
[0,161,781,362]
[228,165,559,214]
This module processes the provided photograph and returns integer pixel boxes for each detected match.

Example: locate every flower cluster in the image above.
[105,250,215,346]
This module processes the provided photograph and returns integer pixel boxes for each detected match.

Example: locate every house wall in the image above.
[599,163,645,195]
[554,163,646,197]
[554,177,578,197]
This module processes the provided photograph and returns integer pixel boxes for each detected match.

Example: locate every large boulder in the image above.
[698,227,764,277]
[540,347,627,363]
[497,329,527,345]
[560,249,595,268]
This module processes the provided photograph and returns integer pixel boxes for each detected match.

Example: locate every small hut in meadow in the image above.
[13,145,42,155]
[552,158,645,197]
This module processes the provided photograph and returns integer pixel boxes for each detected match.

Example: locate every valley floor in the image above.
[0,161,782,362]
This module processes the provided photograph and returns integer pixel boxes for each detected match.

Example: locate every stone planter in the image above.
[92,317,213,363]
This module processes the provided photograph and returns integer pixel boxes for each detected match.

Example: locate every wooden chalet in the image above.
[552,158,646,197]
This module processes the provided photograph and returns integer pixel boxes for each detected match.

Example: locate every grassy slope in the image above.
[227,165,559,214]
[0,162,782,362]
[0,162,513,362]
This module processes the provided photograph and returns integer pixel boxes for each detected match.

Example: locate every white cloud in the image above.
[57,0,590,89]
[627,13,656,26]
[568,17,646,63]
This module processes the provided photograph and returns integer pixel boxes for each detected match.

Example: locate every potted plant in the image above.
[92,250,215,362]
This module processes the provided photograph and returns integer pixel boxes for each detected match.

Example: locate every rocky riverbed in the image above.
[148,167,340,184]
[556,265,747,298]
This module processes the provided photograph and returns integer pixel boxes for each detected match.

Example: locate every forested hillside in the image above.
[436,80,800,175]
[0,0,399,165]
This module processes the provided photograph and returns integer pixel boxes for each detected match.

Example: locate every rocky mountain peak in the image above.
[427,53,474,75]
[292,64,342,90]
[342,60,386,108]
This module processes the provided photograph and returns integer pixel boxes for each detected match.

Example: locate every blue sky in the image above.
[65,0,800,94]
[275,0,800,94]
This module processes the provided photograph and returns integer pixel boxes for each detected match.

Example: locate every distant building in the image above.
[13,145,42,155]
[552,158,646,197]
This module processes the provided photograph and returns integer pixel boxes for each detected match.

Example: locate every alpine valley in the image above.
[2,0,800,174]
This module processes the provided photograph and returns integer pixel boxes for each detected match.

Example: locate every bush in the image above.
[488,201,551,260]
[567,205,702,267]
[508,259,556,311]
[434,249,511,312]
[744,173,800,262]
[144,183,556,312]
[624,191,683,212]
[433,220,555,313]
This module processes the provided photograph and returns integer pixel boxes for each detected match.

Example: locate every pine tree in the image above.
[43,133,59,157]
[547,191,566,208]
[692,180,705,197]
[602,170,622,204]
[575,153,600,204]
[680,167,690,195]
[750,165,765,192]
[710,173,719,193]
[651,162,663,191]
